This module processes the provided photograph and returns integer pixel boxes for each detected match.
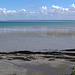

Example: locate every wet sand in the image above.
[0,60,46,75]
[0,49,75,75]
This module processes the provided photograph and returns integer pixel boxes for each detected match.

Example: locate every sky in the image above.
[0,0,75,20]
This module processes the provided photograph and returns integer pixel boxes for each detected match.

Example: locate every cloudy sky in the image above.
[0,0,75,20]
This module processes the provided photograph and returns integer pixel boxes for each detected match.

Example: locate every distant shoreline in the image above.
[1,20,75,22]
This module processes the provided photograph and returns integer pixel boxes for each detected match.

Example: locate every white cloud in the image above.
[71,3,75,7]
[51,5,62,9]
[16,9,27,15]
[40,6,47,14]
[17,9,26,12]
[0,4,75,20]
[50,5,68,14]
[41,6,47,10]
[69,3,75,12]
[6,10,16,13]
[3,8,6,13]
[0,8,3,14]
[52,5,68,11]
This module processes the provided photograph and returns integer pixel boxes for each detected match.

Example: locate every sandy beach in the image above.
[0,49,75,75]
[1,0,75,75]
[0,60,47,75]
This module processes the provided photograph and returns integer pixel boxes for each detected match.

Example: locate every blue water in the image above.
[0,21,75,52]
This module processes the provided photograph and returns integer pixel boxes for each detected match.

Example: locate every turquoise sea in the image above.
[0,21,75,52]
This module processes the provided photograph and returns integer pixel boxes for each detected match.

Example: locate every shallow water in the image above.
[0,21,75,52]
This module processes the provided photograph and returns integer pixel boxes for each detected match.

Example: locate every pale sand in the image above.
[0,60,47,75]
[10,59,72,68]
[0,52,75,75]
[1,59,73,75]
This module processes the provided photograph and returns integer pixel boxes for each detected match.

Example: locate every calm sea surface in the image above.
[0,21,75,52]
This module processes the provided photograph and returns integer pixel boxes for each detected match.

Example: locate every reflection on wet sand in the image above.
[0,61,46,75]
[0,49,75,75]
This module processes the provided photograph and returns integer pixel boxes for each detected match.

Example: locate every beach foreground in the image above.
[0,49,75,75]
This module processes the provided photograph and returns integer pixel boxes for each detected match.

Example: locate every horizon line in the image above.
[0,20,75,22]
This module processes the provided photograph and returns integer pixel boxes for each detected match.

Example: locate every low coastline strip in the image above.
[0,49,75,62]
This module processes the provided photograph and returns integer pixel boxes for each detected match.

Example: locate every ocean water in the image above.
[0,21,75,52]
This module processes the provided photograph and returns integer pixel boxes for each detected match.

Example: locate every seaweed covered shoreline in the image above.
[0,49,75,62]
[0,49,75,75]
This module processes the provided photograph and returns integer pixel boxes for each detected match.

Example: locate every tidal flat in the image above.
[0,49,75,75]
